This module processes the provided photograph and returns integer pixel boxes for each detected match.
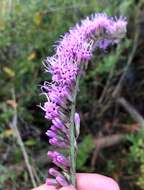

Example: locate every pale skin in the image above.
[32,173,120,190]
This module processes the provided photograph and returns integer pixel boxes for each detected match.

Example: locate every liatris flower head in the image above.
[40,12,127,189]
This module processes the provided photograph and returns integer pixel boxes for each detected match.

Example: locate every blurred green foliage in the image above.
[77,135,94,171]
[127,129,144,189]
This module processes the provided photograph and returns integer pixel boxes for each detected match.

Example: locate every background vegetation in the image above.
[0,0,144,189]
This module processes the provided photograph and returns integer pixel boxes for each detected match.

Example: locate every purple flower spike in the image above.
[48,151,70,168]
[46,130,57,138]
[52,118,65,128]
[54,155,70,167]
[49,138,69,148]
[52,118,67,133]
[44,101,59,120]
[49,168,62,177]
[74,113,80,128]
[46,178,58,186]
[50,125,59,132]
[74,112,80,139]
[56,176,69,187]
[47,151,55,158]
[40,12,127,189]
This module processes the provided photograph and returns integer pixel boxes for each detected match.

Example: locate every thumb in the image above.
[60,185,76,190]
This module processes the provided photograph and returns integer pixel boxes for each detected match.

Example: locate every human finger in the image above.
[32,184,57,190]
[76,173,119,190]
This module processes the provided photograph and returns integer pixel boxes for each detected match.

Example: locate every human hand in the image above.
[32,173,120,190]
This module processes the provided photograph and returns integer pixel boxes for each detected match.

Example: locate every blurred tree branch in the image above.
[91,134,125,168]
[117,97,144,128]
[9,87,37,188]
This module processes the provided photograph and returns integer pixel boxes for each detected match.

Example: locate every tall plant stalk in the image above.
[69,76,80,186]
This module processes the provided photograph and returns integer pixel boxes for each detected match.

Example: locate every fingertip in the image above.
[60,185,76,190]
[77,173,120,190]
[31,184,57,190]
[106,177,120,190]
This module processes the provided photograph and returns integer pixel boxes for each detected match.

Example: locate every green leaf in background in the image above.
[25,138,37,146]
[77,135,95,171]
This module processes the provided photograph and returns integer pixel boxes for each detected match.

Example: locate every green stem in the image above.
[69,76,80,187]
